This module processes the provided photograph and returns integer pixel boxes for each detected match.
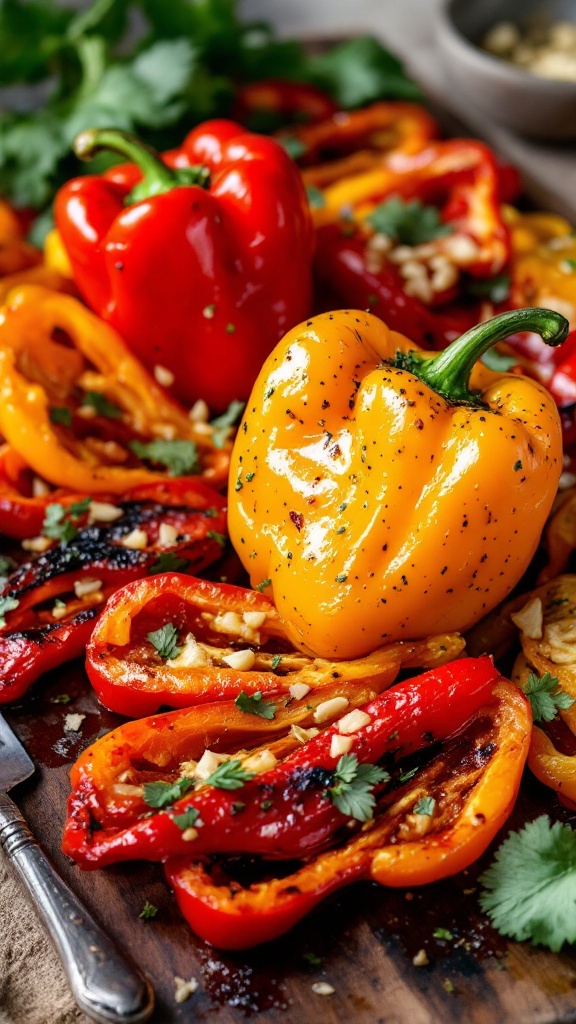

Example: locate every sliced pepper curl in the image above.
[0,285,229,493]
[0,483,226,703]
[165,681,530,948]
[506,207,576,330]
[229,307,567,660]
[0,201,42,276]
[64,656,503,869]
[86,573,465,716]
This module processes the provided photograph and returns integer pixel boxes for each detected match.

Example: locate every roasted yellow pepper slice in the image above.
[229,308,567,659]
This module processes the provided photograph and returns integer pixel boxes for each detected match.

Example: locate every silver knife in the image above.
[0,713,154,1024]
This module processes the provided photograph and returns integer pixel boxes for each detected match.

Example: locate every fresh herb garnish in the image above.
[522,672,575,723]
[329,753,389,823]
[49,405,72,426]
[49,693,72,705]
[0,596,19,627]
[210,400,245,448]
[466,273,511,304]
[367,196,452,246]
[414,796,436,816]
[147,622,182,660]
[433,928,453,941]
[148,552,191,575]
[207,530,226,548]
[42,498,90,544]
[271,654,283,670]
[172,806,200,831]
[234,690,277,720]
[82,390,122,419]
[142,777,194,809]
[398,766,419,784]
[306,185,325,209]
[479,816,576,951]
[139,901,158,920]
[480,348,519,372]
[256,578,271,593]
[130,438,199,476]
[204,759,256,791]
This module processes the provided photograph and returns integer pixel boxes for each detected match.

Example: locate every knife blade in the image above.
[0,713,154,1024]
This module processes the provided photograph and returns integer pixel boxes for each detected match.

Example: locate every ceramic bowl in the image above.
[436,0,576,140]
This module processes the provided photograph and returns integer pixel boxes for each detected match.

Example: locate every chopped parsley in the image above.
[329,753,389,823]
[0,596,19,627]
[139,901,158,920]
[271,655,283,670]
[49,405,72,426]
[204,759,256,791]
[256,578,271,593]
[147,623,182,660]
[148,552,190,575]
[82,390,122,419]
[130,438,199,476]
[49,693,72,705]
[172,806,200,831]
[207,530,226,548]
[522,672,575,723]
[414,796,436,816]
[433,928,453,941]
[210,400,245,448]
[466,273,511,304]
[142,777,194,809]
[306,185,325,209]
[367,196,452,246]
[234,690,277,720]
[42,498,91,544]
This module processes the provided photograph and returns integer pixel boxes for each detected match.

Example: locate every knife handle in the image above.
[0,791,154,1024]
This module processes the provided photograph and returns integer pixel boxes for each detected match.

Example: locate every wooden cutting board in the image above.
[6,658,576,1024]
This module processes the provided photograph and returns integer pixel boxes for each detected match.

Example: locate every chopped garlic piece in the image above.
[31,476,51,498]
[167,634,212,669]
[412,949,429,967]
[289,682,310,700]
[158,522,178,548]
[330,734,354,758]
[52,603,69,620]
[174,977,199,1003]
[88,501,124,523]
[154,364,175,387]
[73,578,103,599]
[189,398,210,422]
[311,982,335,996]
[337,709,371,735]
[112,783,144,798]
[211,610,260,642]
[195,750,229,780]
[510,597,543,639]
[22,535,52,553]
[64,713,85,732]
[222,648,255,671]
[242,748,277,774]
[179,760,198,778]
[290,724,319,744]
[313,696,349,724]
[544,620,576,664]
[121,528,148,550]
[243,610,267,629]
[181,828,199,842]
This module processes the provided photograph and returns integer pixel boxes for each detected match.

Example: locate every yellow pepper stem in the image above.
[395,307,570,405]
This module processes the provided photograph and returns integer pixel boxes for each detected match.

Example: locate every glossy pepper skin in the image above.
[63,656,500,868]
[228,307,568,660]
[165,680,530,949]
[55,122,314,413]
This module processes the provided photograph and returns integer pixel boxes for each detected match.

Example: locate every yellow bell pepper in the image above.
[228,307,567,659]
[506,206,576,326]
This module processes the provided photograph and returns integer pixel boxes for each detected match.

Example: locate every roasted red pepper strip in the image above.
[63,656,500,868]
[55,122,314,412]
[86,573,464,716]
[233,80,338,131]
[0,484,226,703]
[165,682,529,948]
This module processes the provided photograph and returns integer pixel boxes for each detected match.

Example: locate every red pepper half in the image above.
[0,482,226,703]
[64,656,500,868]
[86,573,464,716]
[165,681,529,948]
[55,122,314,412]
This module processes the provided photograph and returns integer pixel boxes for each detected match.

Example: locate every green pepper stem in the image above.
[73,128,210,203]
[400,307,569,405]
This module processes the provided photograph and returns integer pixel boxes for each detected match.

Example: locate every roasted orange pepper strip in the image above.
[0,285,229,492]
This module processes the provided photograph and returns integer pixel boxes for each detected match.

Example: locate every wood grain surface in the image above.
[5,658,576,1024]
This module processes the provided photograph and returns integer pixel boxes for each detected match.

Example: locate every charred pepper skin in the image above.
[228,307,568,660]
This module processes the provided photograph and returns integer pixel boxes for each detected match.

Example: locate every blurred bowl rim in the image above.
[438,0,576,93]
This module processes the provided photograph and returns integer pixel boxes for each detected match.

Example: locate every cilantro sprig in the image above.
[480,816,576,952]
[130,439,199,476]
[329,753,389,823]
[0,595,19,627]
[142,777,193,809]
[204,759,256,791]
[367,196,452,246]
[42,498,91,544]
[210,400,245,449]
[234,690,277,720]
[522,672,575,723]
[82,390,122,419]
[147,623,182,660]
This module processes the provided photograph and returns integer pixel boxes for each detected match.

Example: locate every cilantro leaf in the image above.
[207,530,226,549]
[330,753,389,823]
[139,900,158,920]
[172,805,200,831]
[479,816,576,952]
[204,759,256,791]
[367,196,452,246]
[480,348,519,372]
[234,690,277,720]
[414,796,436,816]
[433,928,453,941]
[142,776,193,809]
[522,672,575,723]
[42,503,78,544]
[306,185,325,209]
[148,552,191,575]
[0,596,19,627]
[82,391,122,419]
[0,555,16,578]
[307,36,421,108]
[279,135,307,160]
[147,623,182,660]
[466,273,511,304]
[210,400,245,449]
[130,439,199,476]
[49,406,72,426]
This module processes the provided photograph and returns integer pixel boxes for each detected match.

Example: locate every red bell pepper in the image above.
[165,681,530,948]
[0,482,226,703]
[55,122,314,413]
[233,80,338,131]
[63,656,501,868]
[86,573,464,717]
